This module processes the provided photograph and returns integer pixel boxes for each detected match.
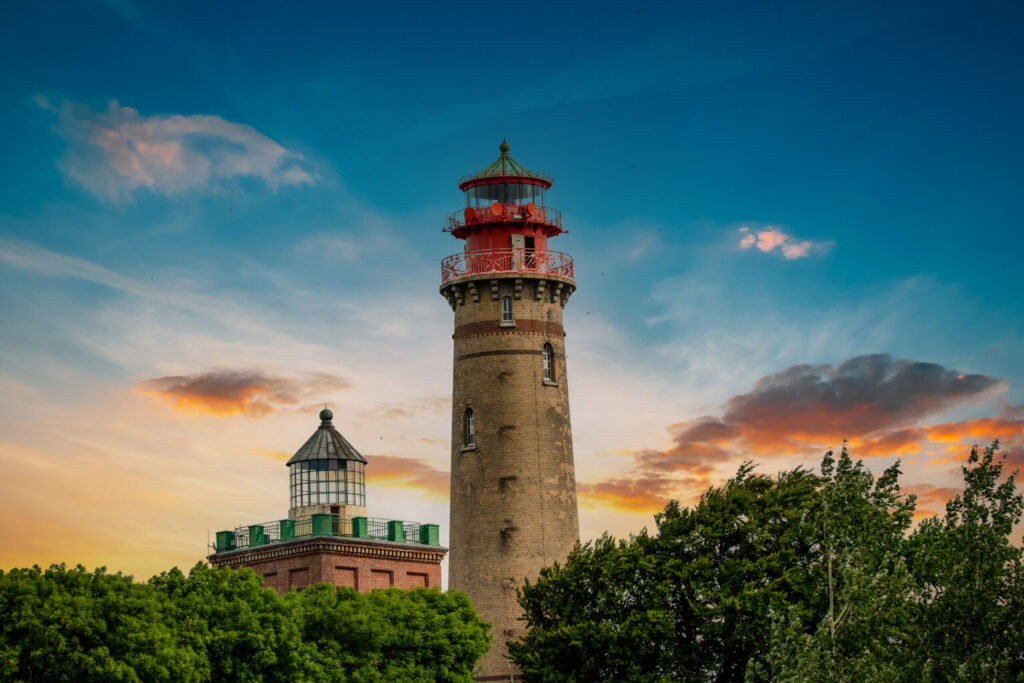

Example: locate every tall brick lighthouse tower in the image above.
[440,141,579,680]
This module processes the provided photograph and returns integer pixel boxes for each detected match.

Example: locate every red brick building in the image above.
[208,409,445,593]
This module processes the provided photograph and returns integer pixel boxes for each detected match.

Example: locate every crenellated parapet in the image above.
[440,273,575,310]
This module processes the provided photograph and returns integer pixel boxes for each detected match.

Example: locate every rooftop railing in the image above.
[441,248,574,285]
[212,514,441,553]
[446,204,561,233]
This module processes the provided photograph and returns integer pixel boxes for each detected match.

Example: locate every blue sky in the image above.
[1,0,1022,578]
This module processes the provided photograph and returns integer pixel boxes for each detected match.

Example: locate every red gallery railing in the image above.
[446,204,561,232]
[441,248,574,284]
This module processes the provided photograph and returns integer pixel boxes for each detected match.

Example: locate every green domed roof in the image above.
[459,141,551,189]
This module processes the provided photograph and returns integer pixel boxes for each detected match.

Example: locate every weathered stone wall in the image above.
[444,274,579,680]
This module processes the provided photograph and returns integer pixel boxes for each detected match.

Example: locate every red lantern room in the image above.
[441,141,573,284]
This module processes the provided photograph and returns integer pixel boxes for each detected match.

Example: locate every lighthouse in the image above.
[208,409,446,594]
[440,142,580,679]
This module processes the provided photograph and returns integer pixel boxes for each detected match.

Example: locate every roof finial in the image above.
[319,406,333,423]
[499,139,509,155]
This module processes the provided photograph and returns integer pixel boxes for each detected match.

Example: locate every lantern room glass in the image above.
[289,459,366,508]
[466,182,545,208]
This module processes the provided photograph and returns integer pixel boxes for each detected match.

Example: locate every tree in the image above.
[0,562,490,682]
[511,444,1024,682]
[905,443,1024,680]
[511,464,825,682]
[152,564,491,682]
[759,448,916,682]
[148,563,316,681]
[288,584,490,682]
[0,564,204,682]
[509,533,669,682]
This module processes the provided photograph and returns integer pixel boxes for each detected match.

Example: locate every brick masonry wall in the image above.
[208,537,445,595]
[443,274,579,680]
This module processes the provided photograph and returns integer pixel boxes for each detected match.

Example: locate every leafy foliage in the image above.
[289,583,490,682]
[148,564,310,681]
[759,449,916,682]
[0,564,203,682]
[0,563,489,682]
[905,443,1024,680]
[512,464,824,682]
[511,443,1024,682]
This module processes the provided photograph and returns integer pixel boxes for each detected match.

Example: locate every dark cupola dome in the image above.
[287,408,367,466]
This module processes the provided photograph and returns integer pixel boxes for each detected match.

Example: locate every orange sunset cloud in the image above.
[924,416,1024,443]
[902,483,963,519]
[718,355,1001,443]
[850,428,927,457]
[577,476,682,513]
[135,369,349,417]
[576,354,1012,515]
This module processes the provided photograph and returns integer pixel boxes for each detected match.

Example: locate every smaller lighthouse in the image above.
[286,408,367,520]
[209,409,446,594]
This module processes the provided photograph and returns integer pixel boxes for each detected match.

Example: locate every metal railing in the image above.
[441,248,574,284]
[446,204,561,232]
[212,514,440,553]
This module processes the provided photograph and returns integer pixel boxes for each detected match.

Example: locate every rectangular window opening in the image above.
[501,296,514,325]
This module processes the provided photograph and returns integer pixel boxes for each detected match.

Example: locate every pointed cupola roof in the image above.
[458,140,552,190]
[286,408,367,466]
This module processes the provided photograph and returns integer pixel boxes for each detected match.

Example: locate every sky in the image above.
[1,0,1022,582]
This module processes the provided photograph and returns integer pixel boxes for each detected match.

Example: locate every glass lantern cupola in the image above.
[286,408,367,519]
[458,140,551,209]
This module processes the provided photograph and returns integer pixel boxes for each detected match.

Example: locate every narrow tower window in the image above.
[542,343,554,382]
[464,407,475,448]
[501,296,513,325]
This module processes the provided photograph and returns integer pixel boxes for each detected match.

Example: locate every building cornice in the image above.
[208,535,447,568]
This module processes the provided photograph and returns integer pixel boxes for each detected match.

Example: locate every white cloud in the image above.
[628,232,659,262]
[295,233,371,263]
[36,96,315,202]
[737,226,831,259]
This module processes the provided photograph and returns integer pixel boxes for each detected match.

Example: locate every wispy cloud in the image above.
[35,96,315,202]
[365,397,448,421]
[0,235,141,291]
[295,234,362,262]
[902,483,962,519]
[367,455,450,498]
[135,370,348,417]
[577,476,678,513]
[737,226,832,259]
[1000,400,1024,419]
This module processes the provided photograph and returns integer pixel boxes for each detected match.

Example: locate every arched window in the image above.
[501,296,513,324]
[464,407,475,447]
[542,343,554,381]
